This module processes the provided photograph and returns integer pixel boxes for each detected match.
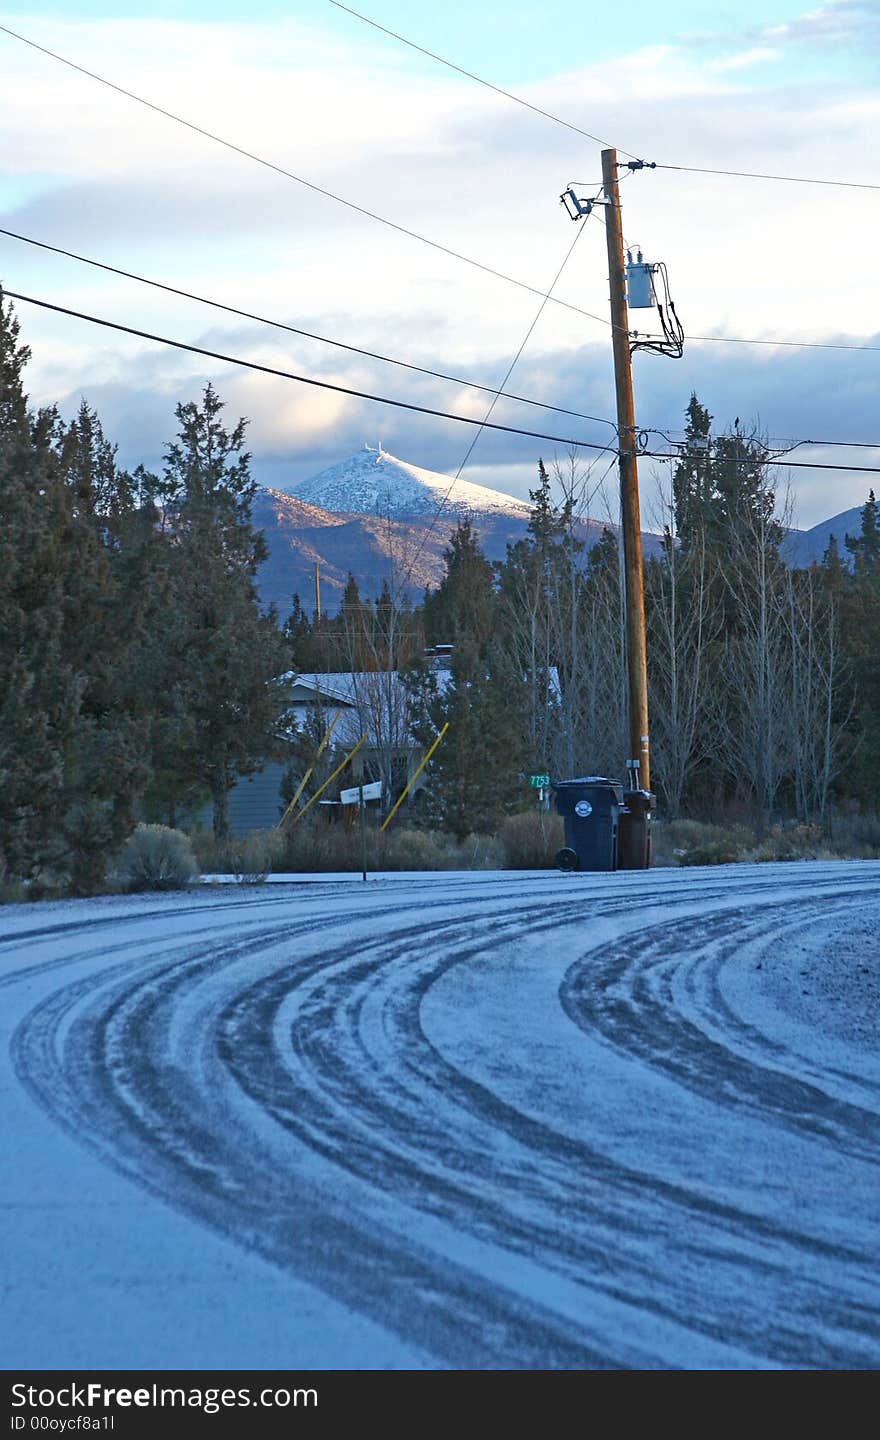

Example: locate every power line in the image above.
[7,286,880,477]
[328,1,632,155]
[639,449,880,476]
[647,427,880,452]
[10,25,870,358]
[0,22,611,330]
[328,3,880,194]
[655,163,880,194]
[0,225,617,430]
[686,332,880,355]
[572,180,880,354]
[7,220,874,374]
[0,287,618,452]
[399,210,603,592]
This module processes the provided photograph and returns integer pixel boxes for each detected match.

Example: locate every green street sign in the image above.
[529,773,550,788]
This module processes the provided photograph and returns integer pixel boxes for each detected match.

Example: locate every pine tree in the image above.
[54,402,152,890]
[672,394,714,552]
[845,490,880,578]
[142,386,290,840]
[413,521,524,837]
[841,492,880,802]
[0,295,82,882]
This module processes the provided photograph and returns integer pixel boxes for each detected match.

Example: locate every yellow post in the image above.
[380,724,449,833]
[291,734,368,824]
[277,709,342,831]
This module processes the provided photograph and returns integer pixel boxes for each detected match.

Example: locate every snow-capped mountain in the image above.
[291,444,532,520]
[254,447,860,617]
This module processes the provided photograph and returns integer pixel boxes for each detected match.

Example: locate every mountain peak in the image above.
[290,445,532,520]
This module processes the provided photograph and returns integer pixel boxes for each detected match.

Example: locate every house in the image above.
[214,658,452,837]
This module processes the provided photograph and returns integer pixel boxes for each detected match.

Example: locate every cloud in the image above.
[28,300,875,532]
[758,2,880,47]
[705,48,778,73]
[3,10,879,533]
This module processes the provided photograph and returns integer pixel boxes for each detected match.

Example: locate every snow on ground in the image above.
[1,862,878,1370]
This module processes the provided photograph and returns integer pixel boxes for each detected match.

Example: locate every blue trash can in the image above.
[553,777,624,872]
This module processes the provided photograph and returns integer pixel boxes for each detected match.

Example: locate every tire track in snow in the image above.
[221,898,878,1366]
[7,867,880,1368]
[12,902,626,1369]
[561,888,880,1156]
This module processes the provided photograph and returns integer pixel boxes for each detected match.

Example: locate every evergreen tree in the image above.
[845,490,880,577]
[142,386,290,840]
[413,522,524,837]
[54,402,152,889]
[423,520,496,649]
[841,492,880,801]
[0,296,82,882]
[672,394,714,552]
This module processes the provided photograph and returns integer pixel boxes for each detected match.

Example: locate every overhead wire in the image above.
[644,426,880,452]
[568,181,880,356]
[7,24,873,356]
[654,163,880,193]
[6,286,880,477]
[0,225,618,430]
[0,287,618,453]
[327,1,632,154]
[5,211,874,367]
[396,207,606,594]
[326,3,880,193]
[0,22,611,331]
[637,449,880,476]
[686,332,880,354]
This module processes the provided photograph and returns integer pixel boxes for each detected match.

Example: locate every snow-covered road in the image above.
[2,862,879,1370]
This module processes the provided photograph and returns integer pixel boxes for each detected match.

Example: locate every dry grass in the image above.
[497,811,565,869]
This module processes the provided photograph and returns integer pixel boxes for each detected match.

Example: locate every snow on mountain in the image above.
[291,444,532,520]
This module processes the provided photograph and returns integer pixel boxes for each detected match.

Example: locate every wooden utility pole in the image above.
[314,561,322,621]
[601,147,650,793]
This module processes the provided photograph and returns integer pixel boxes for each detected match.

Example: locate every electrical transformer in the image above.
[625,251,656,309]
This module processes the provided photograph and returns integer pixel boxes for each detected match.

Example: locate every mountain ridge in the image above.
[290,444,532,521]
[255,447,867,615]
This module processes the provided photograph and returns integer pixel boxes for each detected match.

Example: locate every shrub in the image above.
[187,823,221,871]
[653,819,754,867]
[280,821,363,873]
[382,828,454,871]
[449,832,505,870]
[825,812,880,858]
[677,840,746,866]
[744,823,826,863]
[497,811,564,869]
[226,829,285,883]
[112,824,198,892]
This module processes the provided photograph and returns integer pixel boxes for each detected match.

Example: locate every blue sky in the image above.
[8,0,876,85]
[3,1,867,78]
[1,2,879,528]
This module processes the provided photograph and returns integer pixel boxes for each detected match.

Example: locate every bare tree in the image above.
[711,498,794,831]
[785,565,850,824]
[547,452,627,779]
[645,481,721,816]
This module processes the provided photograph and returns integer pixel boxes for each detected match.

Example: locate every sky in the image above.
[1,1,879,529]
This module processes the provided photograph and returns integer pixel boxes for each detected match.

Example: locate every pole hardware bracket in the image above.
[560,187,596,220]
[560,187,611,221]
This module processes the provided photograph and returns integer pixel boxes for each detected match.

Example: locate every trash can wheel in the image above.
[555,846,580,871]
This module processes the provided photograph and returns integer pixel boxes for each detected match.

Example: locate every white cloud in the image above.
[758,2,880,46]
[2,10,878,530]
[706,48,778,72]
